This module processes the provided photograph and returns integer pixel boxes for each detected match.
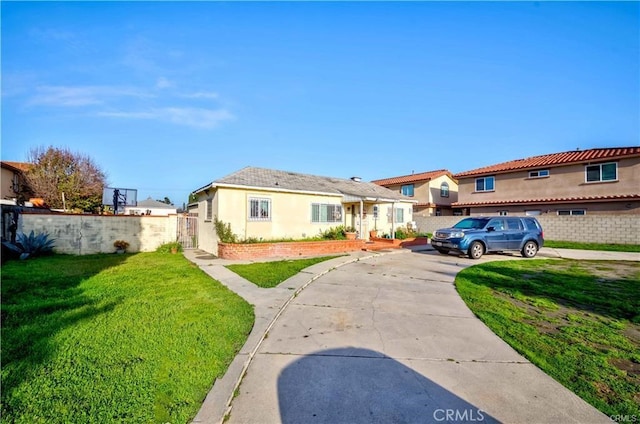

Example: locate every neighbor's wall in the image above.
[20,212,178,254]
[413,215,640,245]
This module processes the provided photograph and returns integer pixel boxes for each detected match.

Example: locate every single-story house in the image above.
[372,169,459,217]
[453,147,640,216]
[124,197,177,216]
[191,166,416,255]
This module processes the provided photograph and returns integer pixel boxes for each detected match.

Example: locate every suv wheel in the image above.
[468,241,484,259]
[521,241,538,258]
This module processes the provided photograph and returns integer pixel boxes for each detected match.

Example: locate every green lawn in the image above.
[455,259,640,417]
[1,253,254,424]
[545,240,640,253]
[226,256,342,288]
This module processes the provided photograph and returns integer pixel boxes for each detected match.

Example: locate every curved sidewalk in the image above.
[188,248,636,423]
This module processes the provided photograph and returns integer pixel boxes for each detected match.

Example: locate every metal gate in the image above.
[177,213,198,249]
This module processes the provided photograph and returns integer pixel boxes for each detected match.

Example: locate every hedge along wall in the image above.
[218,239,366,260]
[20,212,178,255]
[414,214,640,245]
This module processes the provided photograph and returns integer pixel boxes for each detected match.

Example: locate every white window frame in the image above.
[440,182,449,198]
[311,203,342,223]
[387,207,405,223]
[205,198,213,221]
[585,162,617,183]
[401,184,414,197]
[557,209,586,216]
[249,197,271,221]
[528,169,549,178]
[475,176,495,192]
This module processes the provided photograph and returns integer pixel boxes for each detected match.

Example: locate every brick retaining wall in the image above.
[218,239,366,260]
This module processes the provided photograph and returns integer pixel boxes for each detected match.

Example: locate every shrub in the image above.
[155,242,182,253]
[214,218,238,243]
[1,230,55,260]
[319,225,347,240]
[113,240,130,250]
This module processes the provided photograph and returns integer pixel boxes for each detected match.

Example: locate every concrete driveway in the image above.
[189,248,622,424]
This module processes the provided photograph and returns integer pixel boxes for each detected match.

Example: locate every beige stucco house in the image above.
[192,167,416,255]
[1,161,33,205]
[372,170,459,217]
[453,147,640,216]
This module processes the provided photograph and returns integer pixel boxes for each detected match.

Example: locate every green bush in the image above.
[214,218,238,243]
[319,225,347,240]
[155,242,182,253]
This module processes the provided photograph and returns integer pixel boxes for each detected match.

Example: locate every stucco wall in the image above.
[457,157,640,212]
[20,212,178,255]
[414,215,640,245]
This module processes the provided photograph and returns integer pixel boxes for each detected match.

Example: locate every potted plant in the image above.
[113,240,130,254]
[343,226,357,240]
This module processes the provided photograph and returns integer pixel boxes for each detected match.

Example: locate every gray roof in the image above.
[210,167,414,202]
[136,197,176,209]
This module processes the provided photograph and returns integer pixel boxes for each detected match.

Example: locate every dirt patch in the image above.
[609,358,640,379]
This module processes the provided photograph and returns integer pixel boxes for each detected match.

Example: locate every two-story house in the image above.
[372,170,459,217]
[452,147,640,216]
[1,161,33,205]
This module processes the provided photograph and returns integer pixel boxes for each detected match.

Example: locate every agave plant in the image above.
[2,230,55,260]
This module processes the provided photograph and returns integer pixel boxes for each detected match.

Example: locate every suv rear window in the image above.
[523,218,540,231]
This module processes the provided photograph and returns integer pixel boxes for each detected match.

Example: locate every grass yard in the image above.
[545,240,640,253]
[455,259,640,418]
[1,253,254,424]
[226,255,342,288]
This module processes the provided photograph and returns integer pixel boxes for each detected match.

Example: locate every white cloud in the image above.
[97,107,234,129]
[184,91,219,99]
[156,77,173,89]
[28,85,150,107]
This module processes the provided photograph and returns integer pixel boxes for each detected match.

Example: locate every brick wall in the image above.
[218,239,365,260]
[414,214,640,245]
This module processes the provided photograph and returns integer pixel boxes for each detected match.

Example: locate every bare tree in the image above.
[25,146,107,212]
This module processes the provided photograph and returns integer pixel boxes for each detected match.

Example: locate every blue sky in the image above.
[2,1,638,206]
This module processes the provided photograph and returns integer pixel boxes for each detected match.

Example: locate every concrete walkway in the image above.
[188,247,637,424]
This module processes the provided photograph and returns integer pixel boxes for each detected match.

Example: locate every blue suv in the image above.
[431,217,544,259]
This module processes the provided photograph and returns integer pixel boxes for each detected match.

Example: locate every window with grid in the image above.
[311,203,342,223]
[205,198,213,221]
[529,169,549,178]
[387,207,405,223]
[401,184,414,197]
[440,182,449,197]
[475,176,495,192]
[586,162,617,182]
[558,209,586,216]
[249,198,271,221]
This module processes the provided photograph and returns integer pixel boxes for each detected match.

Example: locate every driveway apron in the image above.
[191,249,613,424]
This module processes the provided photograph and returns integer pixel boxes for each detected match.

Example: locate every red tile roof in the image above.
[372,169,454,186]
[453,194,640,207]
[454,147,640,178]
[1,161,32,172]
